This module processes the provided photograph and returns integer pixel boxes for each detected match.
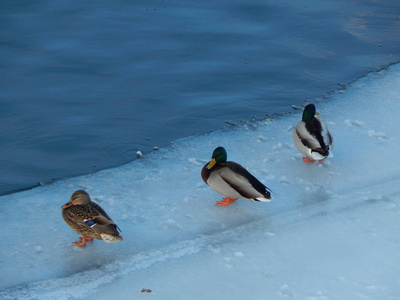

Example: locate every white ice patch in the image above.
[344,119,365,127]
[367,130,389,140]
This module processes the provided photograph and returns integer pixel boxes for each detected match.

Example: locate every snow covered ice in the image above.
[1,64,400,299]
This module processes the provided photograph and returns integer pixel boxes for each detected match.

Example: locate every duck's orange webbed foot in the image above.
[72,236,94,246]
[216,197,238,206]
[302,157,315,163]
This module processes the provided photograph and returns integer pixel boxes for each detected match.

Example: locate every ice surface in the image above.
[1,64,400,299]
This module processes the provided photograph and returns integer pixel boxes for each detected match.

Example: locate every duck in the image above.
[62,190,123,246]
[292,104,333,162]
[201,147,272,206]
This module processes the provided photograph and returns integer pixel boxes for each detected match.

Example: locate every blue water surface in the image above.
[1,0,400,195]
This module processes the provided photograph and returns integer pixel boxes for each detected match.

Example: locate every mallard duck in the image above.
[292,104,333,162]
[201,147,272,206]
[62,190,123,246]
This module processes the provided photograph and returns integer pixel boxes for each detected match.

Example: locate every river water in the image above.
[1,0,400,195]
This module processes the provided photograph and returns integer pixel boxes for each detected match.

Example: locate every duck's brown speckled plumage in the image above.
[62,190,122,243]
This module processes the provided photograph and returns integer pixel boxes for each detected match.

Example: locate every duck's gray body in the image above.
[201,160,272,202]
[292,115,333,161]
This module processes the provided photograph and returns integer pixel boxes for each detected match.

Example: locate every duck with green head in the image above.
[62,190,123,246]
[201,147,272,206]
[292,103,333,162]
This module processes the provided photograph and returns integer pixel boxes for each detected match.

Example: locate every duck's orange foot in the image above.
[302,157,315,163]
[72,236,94,246]
[216,197,238,206]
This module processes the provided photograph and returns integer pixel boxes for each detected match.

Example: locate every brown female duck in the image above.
[62,190,123,246]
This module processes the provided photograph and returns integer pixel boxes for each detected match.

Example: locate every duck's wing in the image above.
[295,122,322,149]
[298,117,334,155]
[85,203,121,235]
[319,118,333,149]
[219,162,271,199]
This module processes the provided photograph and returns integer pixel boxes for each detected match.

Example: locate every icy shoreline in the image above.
[1,64,400,299]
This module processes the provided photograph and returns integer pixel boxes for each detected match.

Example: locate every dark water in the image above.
[1,0,400,195]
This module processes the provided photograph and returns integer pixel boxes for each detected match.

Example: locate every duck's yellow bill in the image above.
[206,158,216,169]
[315,111,320,115]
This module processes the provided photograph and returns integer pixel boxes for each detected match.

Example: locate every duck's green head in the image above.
[302,104,319,121]
[206,146,227,169]
[62,190,91,208]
